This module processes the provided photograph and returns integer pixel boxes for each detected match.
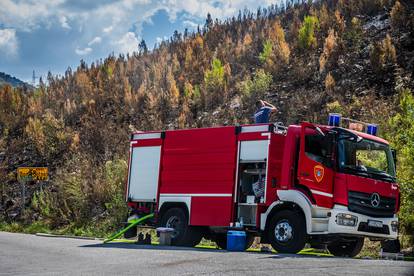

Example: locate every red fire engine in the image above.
[125,118,399,256]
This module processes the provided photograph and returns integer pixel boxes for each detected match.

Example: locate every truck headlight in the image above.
[391,221,398,232]
[336,213,358,227]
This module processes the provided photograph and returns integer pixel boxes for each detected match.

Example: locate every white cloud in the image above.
[0,28,18,57]
[155,36,169,44]
[88,36,102,46]
[116,32,139,54]
[161,0,284,23]
[0,0,63,31]
[0,0,282,35]
[183,20,198,29]
[0,0,285,66]
[59,15,71,29]
[103,25,113,33]
[75,47,92,55]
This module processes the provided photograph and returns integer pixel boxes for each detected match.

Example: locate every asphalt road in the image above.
[0,232,413,276]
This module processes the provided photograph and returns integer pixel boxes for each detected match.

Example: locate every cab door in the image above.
[297,123,334,208]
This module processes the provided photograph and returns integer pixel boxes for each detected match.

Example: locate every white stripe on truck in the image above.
[160,193,232,197]
[310,189,333,198]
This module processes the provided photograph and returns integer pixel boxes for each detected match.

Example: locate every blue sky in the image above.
[0,0,279,83]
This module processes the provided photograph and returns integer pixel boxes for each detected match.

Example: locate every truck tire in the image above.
[327,237,364,257]
[214,233,255,250]
[381,239,400,253]
[266,210,307,254]
[159,207,202,247]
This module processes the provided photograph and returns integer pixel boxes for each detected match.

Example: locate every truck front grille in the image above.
[348,191,396,218]
[358,222,390,235]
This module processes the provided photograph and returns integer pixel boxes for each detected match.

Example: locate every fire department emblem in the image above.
[314,165,324,183]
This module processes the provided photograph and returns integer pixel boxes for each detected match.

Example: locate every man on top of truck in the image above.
[254,100,277,123]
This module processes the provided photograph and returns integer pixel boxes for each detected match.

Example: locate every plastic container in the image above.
[226,230,246,251]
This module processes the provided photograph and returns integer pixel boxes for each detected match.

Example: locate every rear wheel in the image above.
[159,207,202,247]
[266,210,307,254]
[328,238,364,257]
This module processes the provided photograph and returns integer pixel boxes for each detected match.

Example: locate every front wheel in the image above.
[381,239,400,253]
[266,210,307,254]
[327,238,364,257]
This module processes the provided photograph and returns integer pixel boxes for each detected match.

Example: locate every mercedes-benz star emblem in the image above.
[370,193,380,207]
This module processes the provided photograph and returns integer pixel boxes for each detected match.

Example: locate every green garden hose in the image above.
[103,213,154,243]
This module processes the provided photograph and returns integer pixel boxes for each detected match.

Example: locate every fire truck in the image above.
[125,116,399,256]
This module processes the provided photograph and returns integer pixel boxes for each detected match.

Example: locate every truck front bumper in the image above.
[327,204,398,240]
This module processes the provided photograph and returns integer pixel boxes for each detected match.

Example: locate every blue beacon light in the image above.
[328,113,341,127]
[366,124,378,136]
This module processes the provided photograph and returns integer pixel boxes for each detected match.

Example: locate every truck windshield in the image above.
[338,137,396,182]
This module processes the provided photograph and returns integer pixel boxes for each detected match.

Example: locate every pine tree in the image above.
[138,39,148,55]
[298,15,319,49]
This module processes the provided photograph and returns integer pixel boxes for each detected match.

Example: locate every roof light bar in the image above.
[327,114,379,136]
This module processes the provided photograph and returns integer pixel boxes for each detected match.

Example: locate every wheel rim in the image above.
[274,219,293,243]
[166,215,181,238]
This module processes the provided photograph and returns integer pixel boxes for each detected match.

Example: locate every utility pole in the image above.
[32,70,38,86]
[20,178,25,215]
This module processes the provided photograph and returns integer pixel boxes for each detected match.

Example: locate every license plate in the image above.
[368,220,383,228]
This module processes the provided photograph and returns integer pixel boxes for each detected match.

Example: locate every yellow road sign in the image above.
[17,167,48,181]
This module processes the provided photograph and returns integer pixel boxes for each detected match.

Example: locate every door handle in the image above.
[300,172,310,177]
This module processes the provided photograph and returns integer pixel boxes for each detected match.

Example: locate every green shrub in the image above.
[204,58,227,107]
[101,159,129,229]
[0,222,24,232]
[386,88,414,245]
[259,40,273,64]
[326,101,344,114]
[239,69,272,98]
[298,16,319,49]
[23,221,51,234]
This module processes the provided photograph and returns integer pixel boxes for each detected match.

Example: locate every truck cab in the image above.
[264,122,399,256]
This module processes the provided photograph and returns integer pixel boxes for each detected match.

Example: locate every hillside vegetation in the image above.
[0,0,413,246]
[0,72,30,88]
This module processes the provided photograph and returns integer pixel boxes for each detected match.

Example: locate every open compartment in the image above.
[235,139,269,227]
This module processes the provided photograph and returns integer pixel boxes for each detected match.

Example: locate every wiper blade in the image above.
[342,165,370,177]
[368,171,396,181]
[342,166,396,182]
[342,165,357,170]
